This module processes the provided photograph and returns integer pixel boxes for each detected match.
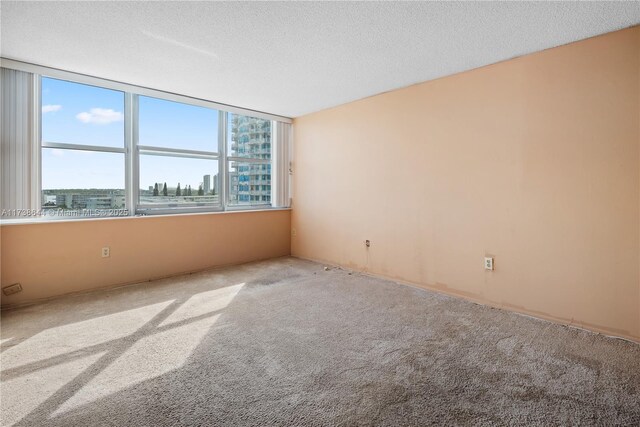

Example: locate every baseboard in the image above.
[292,255,640,345]
[0,255,292,311]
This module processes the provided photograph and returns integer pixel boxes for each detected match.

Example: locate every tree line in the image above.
[152,183,215,197]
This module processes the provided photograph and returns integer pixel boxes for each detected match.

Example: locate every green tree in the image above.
[187,185,192,196]
[176,183,181,196]
[198,185,204,196]
[162,182,168,196]
[153,183,159,196]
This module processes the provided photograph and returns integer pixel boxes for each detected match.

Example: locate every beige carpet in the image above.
[1,257,639,426]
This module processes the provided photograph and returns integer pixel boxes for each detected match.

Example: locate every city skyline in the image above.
[143,173,218,194]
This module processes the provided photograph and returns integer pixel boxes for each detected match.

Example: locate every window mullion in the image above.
[125,92,138,216]
[226,156,269,163]
[41,141,126,153]
[220,111,227,211]
[138,145,218,157]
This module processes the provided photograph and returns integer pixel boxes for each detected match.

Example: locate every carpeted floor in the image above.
[1,257,639,426]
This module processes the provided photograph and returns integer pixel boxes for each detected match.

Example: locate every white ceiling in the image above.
[2,1,640,118]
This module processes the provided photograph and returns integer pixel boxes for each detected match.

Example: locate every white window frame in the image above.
[40,77,128,216]
[2,57,292,218]
[135,96,224,215]
[226,113,273,209]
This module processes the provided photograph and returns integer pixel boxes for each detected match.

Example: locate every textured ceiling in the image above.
[2,1,640,118]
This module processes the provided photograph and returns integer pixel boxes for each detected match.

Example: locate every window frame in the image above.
[135,95,224,214]
[40,76,128,217]
[30,65,290,218]
[226,113,273,209]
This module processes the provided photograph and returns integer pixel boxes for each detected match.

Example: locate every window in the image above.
[139,96,218,151]
[139,155,220,207]
[41,77,126,217]
[19,68,290,220]
[42,77,125,148]
[138,96,221,211]
[227,114,271,206]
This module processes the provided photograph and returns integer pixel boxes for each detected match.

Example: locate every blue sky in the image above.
[41,77,221,190]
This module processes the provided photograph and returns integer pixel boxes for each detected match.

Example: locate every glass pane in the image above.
[41,77,124,148]
[227,114,271,159]
[41,148,126,217]
[139,96,219,152]
[228,161,271,205]
[139,155,220,206]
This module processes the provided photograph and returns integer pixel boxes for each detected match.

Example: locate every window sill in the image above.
[0,207,291,226]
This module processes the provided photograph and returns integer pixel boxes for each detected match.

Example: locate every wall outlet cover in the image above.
[2,283,23,296]
[484,257,494,271]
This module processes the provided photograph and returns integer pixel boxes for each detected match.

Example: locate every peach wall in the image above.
[292,27,640,342]
[1,210,291,307]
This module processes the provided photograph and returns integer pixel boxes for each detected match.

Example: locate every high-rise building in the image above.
[203,174,211,194]
[229,115,272,204]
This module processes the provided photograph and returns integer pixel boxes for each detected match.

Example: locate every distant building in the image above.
[54,193,124,210]
[56,194,88,209]
[203,175,211,194]
[86,197,115,210]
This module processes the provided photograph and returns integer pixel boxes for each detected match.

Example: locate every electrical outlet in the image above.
[102,247,110,258]
[2,283,23,296]
[291,228,297,237]
[365,240,371,248]
[484,257,494,271]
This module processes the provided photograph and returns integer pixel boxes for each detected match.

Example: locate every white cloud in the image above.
[76,108,124,125]
[42,104,62,113]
